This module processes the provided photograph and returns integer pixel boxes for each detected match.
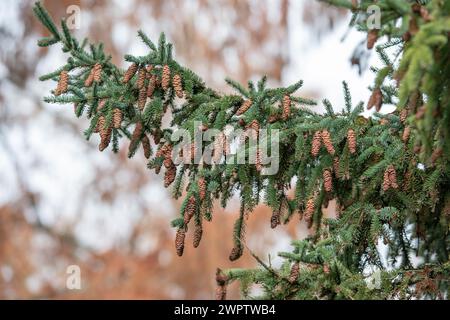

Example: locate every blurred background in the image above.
[0,0,377,299]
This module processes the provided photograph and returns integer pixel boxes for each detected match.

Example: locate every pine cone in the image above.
[347,128,356,154]
[229,246,243,261]
[153,128,162,145]
[333,157,340,178]
[311,131,322,157]
[367,29,378,49]
[184,195,196,225]
[55,70,69,95]
[161,64,171,90]
[112,108,123,129]
[98,116,112,151]
[84,67,95,87]
[400,108,408,123]
[136,67,147,89]
[270,210,280,229]
[282,95,291,120]
[321,130,335,155]
[175,228,185,257]
[193,222,203,248]
[198,177,207,201]
[93,63,102,82]
[128,122,143,156]
[173,74,183,98]
[137,87,147,111]
[288,262,300,283]
[123,63,138,83]
[402,126,411,143]
[141,134,151,159]
[383,167,391,191]
[323,169,332,192]
[387,165,398,189]
[304,197,315,223]
[431,148,443,164]
[367,88,382,111]
[236,99,252,115]
[147,74,157,98]
[164,164,176,187]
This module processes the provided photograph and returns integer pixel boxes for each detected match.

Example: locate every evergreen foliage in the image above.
[33,0,449,299]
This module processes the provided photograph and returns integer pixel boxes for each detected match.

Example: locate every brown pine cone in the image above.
[367,29,378,49]
[138,87,147,111]
[128,122,143,156]
[270,210,280,229]
[141,134,151,159]
[402,126,411,143]
[198,177,207,201]
[282,95,291,120]
[55,70,69,95]
[431,148,443,164]
[333,157,340,178]
[175,228,185,257]
[161,64,171,90]
[136,67,147,89]
[229,246,243,261]
[164,164,176,187]
[383,167,391,191]
[184,195,196,225]
[321,130,335,155]
[236,99,252,115]
[304,197,315,223]
[93,63,102,82]
[173,74,183,98]
[288,262,300,283]
[98,116,112,151]
[311,131,322,157]
[367,88,382,111]
[112,108,123,129]
[84,67,95,87]
[347,128,356,154]
[147,74,157,98]
[193,222,203,248]
[400,108,408,123]
[387,165,398,189]
[123,63,138,83]
[323,169,332,192]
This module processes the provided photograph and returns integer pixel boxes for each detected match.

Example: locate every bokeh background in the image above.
[0,0,378,299]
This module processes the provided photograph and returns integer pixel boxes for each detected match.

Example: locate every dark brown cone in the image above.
[184,195,196,225]
[129,122,143,155]
[388,165,398,189]
[282,95,291,120]
[270,210,280,229]
[161,64,171,90]
[323,169,332,192]
[431,148,443,164]
[382,167,391,191]
[112,108,123,129]
[193,222,203,248]
[84,68,95,87]
[55,70,69,95]
[367,88,382,111]
[402,126,411,143]
[229,246,243,261]
[175,228,185,257]
[164,164,176,187]
[137,67,147,89]
[367,29,378,49]
[288,262,300,283]
[93,63,102,82]
[123,63,138,83]
[98,116,112,151]
[173,74,183,98]
[138,87,147,111]
[321,130,335,155]
[141,134,151,159]
[216,268,228,286]
[198,177,207,201]
[311,131,322,157]
[153,128,162,144]
[236,99,252,115]
[347,128,356,154]
[333,157,340,178]
[215,286,227,300]
[147,75,157,97]
[304,197,315,224]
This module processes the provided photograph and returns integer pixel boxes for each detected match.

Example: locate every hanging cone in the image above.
[164,164,176,187]
[198,177,207,201]
[236,99,252,115]
[173,74,184,98]
[123,63,138,83]
[400,108,408,123]
[141,134,151,159]
[288,262,300,283]
[321,130,335,155]
[367,29,378,49]
[281,94,291,120]
[333,157,340,178]
[323,169,332,192]
[112,108,123,129]
[304,196,315,224]
[137,67,147,89]
[138,87,147,111]
[147,74,157,97]
[84,67,95,87]
[93,63,102,82]
[161,64,171,90]
[184,195,196,225]
[98,116,112,151]
[229,246,243,261]
[402,126,411,143]
[175,228,185,257]
[311,131,322,157]
[193,222,203,248]
[55,70,69,95]
[387,165,398,189]
[367,88,382,111]
[347,128,356,154]
[270,210,280,229]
